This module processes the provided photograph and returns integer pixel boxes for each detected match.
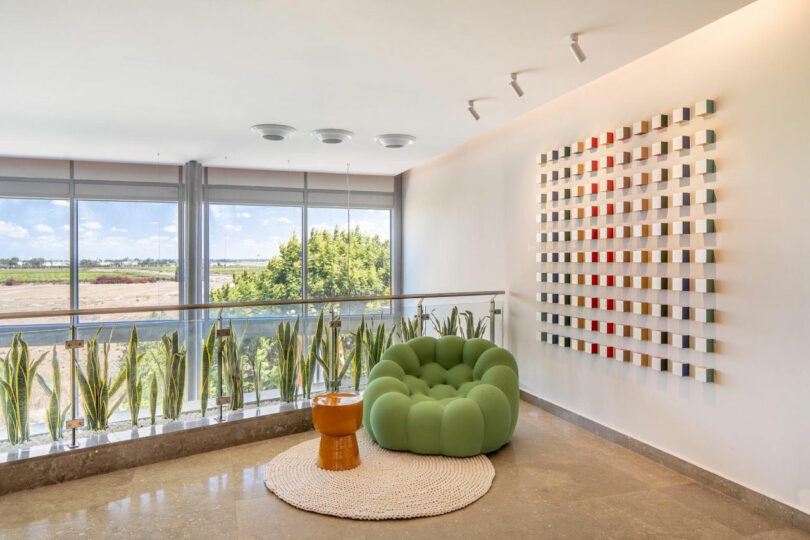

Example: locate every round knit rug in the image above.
[264,430,495,520]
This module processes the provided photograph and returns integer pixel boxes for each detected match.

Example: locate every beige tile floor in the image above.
[0,401,806,539]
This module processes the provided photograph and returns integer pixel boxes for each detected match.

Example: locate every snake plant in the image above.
[124,326,145,426]
[276,318,300,402]
[76,329,126,431]
[220,321,244,410]
[160,331,186,421]
[35,347,70,441]
[301,310,324,399]
[317,314,351,393]
[148,372,158,425]
[348,316,365,391]
[200,322,216,416]
[398,315,420,342]
[240,332,262,408]
[365,322,394,371]
[460,310,489,339]
[431,306,459,336]
[1,333,47,443]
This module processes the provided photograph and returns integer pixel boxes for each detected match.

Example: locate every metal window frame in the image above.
[0,162,401,328]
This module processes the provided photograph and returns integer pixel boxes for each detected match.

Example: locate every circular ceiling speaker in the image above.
[374,133,416,149]
[251,124,297,141]
[311,129,354,144]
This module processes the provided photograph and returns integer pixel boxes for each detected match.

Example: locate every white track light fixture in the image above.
[509,72,524,97]
[467,100,480,121]
[569,33,586,63]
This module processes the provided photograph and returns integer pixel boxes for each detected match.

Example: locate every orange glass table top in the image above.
[311,393,364,471]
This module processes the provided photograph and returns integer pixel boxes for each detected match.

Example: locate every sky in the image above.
[209,205,390,261]
[0,198,390,262]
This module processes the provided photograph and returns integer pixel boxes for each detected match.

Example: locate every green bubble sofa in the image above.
[362,336,519,457]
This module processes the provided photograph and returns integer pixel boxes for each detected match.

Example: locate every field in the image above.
[0,265,268,325]
[1,265,262,284]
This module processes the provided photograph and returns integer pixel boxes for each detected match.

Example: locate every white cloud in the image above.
[224,224,242,232]
[237,212,251,219]
[243,238,257,247]
[135,234,172,246]
[163,225,178,233]
[51,200,69,207]
[62,225,70,231]
[35,224,54,233]
[110,227,128,233]
[82,221,103,230]
[275,216,293,226]
[0,221,29,239]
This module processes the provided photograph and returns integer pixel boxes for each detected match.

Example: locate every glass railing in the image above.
[0,291,504,460]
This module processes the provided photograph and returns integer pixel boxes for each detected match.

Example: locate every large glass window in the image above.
[0,198,70,325]
[207,204,302,303]
[77,200,179,322]
[306,208,391,299]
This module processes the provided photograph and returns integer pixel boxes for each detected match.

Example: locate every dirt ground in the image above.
[0,274,232,325]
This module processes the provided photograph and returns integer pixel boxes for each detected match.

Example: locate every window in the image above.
[306,207,391,299]
[207,204,302,303]
[77,200,179,322]
[0,198,70,325]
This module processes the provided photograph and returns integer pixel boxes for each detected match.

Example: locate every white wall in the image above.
[403,0,810,514]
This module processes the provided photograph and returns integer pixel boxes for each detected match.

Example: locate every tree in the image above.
[210,227,390,303]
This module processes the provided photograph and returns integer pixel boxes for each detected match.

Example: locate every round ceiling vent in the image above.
[251,124,297,141]
[374,134,416,149]
[311,129,354,144]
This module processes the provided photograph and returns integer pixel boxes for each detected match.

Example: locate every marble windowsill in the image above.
[0,400,313,465]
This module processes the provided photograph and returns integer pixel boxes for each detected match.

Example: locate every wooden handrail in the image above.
[0,290,506,322]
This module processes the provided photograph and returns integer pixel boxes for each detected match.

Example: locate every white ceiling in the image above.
[0,0,753,176]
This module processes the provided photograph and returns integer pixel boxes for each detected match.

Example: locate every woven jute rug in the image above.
[264,430,495,520]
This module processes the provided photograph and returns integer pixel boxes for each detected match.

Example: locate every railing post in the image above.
[417,299,426,337]
[217,312,224,422]
[69,324,78,448]
[328,306,341,392]
[488,296,502,344]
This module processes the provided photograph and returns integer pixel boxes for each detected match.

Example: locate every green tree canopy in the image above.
[210,227,390,303]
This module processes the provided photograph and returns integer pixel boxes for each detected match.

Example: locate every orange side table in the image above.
[311,393,363,471]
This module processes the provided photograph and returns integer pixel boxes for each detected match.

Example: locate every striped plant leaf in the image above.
[348,316,365,391]
[301,310,324,399]
[125,326,140,426]
[200,323,216,416]
[149,372,158,425]
[75,329,126,430]
[275,318,300,402]
[160,331,187,421]
[221,321,244,410]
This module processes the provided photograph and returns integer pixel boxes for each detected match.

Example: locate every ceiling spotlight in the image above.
[509,72,524,97]
[467,100,480,121]
[374,134,416,149]
[569,33,586,63]
[250,124,297,141]
[311,128,354,144]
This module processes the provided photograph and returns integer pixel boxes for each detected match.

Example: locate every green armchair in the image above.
[362,336,519,457]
